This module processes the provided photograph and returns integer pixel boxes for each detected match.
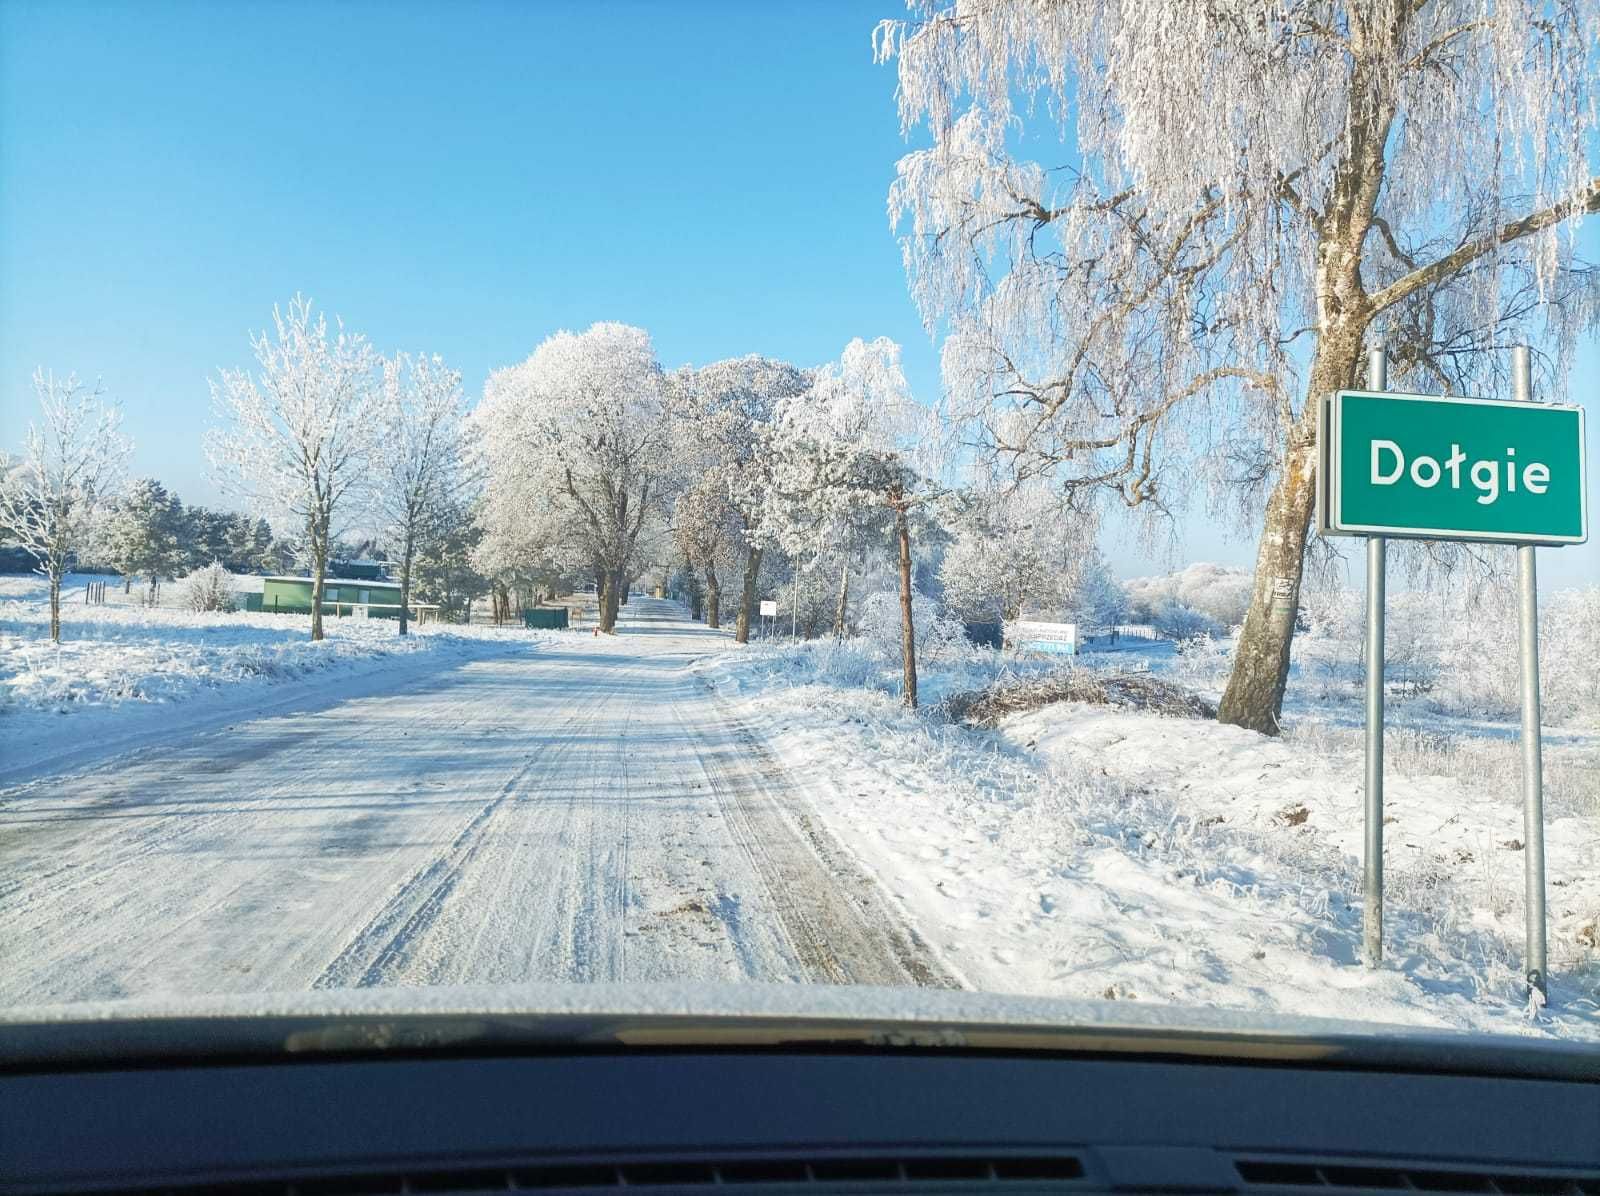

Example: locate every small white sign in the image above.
[759,600,778,618]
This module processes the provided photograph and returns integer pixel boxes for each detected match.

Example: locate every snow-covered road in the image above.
[1,599,954,1005]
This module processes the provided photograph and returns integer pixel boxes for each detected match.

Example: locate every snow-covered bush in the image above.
[919,605,980,666]
[1152,599,1221,640]
[1127,563,1251,631]
[858,590,976,667]
[1170,633,1232,691]
[1427,585,1599,727]
[179,562,236,613]
[1283,583,1598,728]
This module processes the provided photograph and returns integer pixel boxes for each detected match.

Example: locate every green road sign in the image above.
[1318,391,1588,545]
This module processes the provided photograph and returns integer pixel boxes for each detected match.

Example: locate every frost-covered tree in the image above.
[0,370,131,641]
[746,338,945,706]
[371,351,472,635]
[224,514,277,575]
[1126,563,1254,630]
[672,479,741,628]
[99,476,182,593]
[476,323,668,633]
[206,295,379,641]
[414,497,489,622]
[670,355,810,642]
[878,0,1600,733]
[1062,553,1129,635]
[179,507,228,574]
[939,481,1094,622]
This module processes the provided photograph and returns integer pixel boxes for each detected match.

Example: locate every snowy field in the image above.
[702,632,1599,1041]
[0,572,553,782]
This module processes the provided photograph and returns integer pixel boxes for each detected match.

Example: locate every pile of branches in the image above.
[944,670,1217,726]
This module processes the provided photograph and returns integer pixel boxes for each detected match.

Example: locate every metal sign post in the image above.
[1513,345,1548,1000]
[1317,343,1582,1000]
[1363,345,1387,968]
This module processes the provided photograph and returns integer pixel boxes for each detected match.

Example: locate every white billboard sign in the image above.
[759,600,778,618]
[1007,619,1077,656]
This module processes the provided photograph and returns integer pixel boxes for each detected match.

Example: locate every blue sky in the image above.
[1,0,1595,586]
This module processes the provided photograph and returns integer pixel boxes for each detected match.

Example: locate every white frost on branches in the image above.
[938,481,1094,623]
[746,337,947,706]
[206,295,380,641]
[475,322,669,633]
[877,0,1599,731]
[669,354,811,641]
[0,369,132,641]
[371,351,473,634]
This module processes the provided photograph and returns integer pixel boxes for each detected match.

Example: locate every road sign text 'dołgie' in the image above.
[1319,391,1586,545]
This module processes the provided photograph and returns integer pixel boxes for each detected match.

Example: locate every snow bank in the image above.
[703,642,1600,1041]
[0,581,556,781]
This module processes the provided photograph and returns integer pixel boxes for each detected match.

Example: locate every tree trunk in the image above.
[734,546,763,644]
[833,554,851,640]
[123,574,132,594]
[685,563,702,621]
[705,565,721,629]
[398,526,415,636]
[309,525,328,642]
[1219,335,1364,733]
[49,573,61,643]
[894,505,917,708]
[599,569,623,633]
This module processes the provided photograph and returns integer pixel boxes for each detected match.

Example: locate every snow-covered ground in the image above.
[0,572,554,782]
[4,589,1594,1043]
[701,637,1600,1041]
[0,601,948,1008]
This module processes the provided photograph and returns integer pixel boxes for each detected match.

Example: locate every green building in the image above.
[261,574,406,618]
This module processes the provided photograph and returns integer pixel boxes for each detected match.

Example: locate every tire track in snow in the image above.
[2,602,957,1003]
[311,660,616,989]
[682,672,959,989]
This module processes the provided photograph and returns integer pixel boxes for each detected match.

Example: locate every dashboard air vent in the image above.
[1236,1158,1600,1195]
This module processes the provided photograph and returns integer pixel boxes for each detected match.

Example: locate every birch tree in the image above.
[371,351,472,634]
[878,0,1600,733]
[0,370,131,642]
[476,323,668,633]
[206,295,379,641]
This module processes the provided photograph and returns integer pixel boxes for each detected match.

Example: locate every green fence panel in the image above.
[522,607,570,630]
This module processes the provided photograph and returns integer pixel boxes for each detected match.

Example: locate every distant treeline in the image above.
[0,477,299,583]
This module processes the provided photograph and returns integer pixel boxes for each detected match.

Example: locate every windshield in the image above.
[1,0,1596,1052]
